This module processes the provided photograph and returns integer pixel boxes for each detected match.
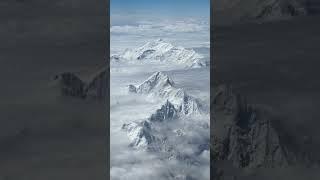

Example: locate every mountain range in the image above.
[111,39,209,68]
[122,71,209,163]
[214,0,307,25]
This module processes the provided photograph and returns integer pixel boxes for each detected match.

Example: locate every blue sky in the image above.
[110,0,210,53]
[111,0,210,17]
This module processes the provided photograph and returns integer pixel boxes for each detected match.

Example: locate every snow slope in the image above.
[128,71,204,116]
[111,39,208,68]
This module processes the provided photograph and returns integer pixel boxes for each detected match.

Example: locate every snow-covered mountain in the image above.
[121,72,209,156]
[212,84,316,176]
[214,0,307,24]
[111,65,210,178]
[52,67,107,99]
[111,39,208,68]
[122,121,157,150]
[122,100,209,160]
[129,71,203,116]
[253,0,307,20]
[150,100,178,122]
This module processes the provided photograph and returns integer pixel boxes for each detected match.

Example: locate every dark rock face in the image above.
[214,0,307,25]
[85,68,107,100]
[122,121,156,149]
[255,0,307,19]
[128,85,137,93]
[212,84,291,169]
[54,72,86,98]
[137,49,156,60]
[129,71,202,116]
[54,68,107,100]
[130,71,175,94]
[150,100,178,122]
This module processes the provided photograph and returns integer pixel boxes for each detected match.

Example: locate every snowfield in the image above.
[111,39,209,69]
[110,39,210,180]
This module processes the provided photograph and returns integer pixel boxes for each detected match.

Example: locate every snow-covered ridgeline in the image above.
[128,71,204,116]
[111,39,208,68]
[121,71,209,155]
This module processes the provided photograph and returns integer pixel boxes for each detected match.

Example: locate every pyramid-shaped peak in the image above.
[129,71,175,94]
[150,100,178,122]
[145,71,174,86]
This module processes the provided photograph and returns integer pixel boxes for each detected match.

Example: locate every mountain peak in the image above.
[129,71,175,94]
[156,38,164,42]
[129,72,203,116]
[145,71,174,86]
[113,39,207,68]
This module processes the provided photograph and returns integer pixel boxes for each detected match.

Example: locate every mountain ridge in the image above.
[128,71,203,116]
[111,39,208,68]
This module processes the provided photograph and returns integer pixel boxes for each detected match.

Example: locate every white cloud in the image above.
[110,19,209,34]
[110,18,210,53]
[110,69,210,180]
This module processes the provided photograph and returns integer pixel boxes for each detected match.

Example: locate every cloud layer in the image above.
[111,19,208,34]
[110,18,209,53]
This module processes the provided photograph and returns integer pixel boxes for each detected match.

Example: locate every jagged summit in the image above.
[150,100,178,122]
[129,71,203,116]
[52,68,107,100]
[212,84,313,171]
[111,39,208,68]
[122,121,156,150]
[120,73,209,166]
[214,0,307,25]
[254,0,307,20]
[129,71,174,94]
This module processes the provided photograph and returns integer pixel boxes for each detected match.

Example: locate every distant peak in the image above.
[147,38,171,46]
[148,71,174,85]
[128,71,175,94]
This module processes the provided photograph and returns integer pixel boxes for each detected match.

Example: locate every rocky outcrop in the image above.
[212,84,292,169]
[85,68,108,99]
[122,121,156,150]
[53,72,86,98]
[254,0,307,19]
[150,100,178,122]
[129,71,203,116]
[129,71,175,95]
[53,67,107,100]
[122,99,209,159]
[214,0,307,25]
[122,100,178,152]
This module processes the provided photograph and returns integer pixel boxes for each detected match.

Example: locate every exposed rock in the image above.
[129,71,203,116]
[212,84,291,169]
[214,0,307,25]
[128,84,137,93]
[110,54,121,62]
[111,39,208,68]
[53,72,86,98]
[150,100,178,122]
[179,91,202,116]
[85,68,108,99]
[254,0,307,20]
[53,67,107,100]
[122,121,156,150]
[133,71,175,94]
